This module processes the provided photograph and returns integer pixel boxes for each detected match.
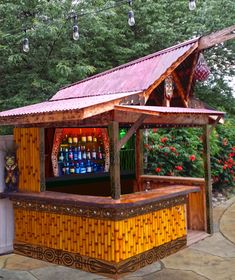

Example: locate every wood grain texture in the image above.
[14,128,42,192]
[187,184,206,231]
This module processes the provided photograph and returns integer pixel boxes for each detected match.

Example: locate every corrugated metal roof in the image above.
[114,105,225,116]
[51,38,198,101]
[0,92,140,117]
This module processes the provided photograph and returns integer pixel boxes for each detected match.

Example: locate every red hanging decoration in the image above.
[194,53,211,81]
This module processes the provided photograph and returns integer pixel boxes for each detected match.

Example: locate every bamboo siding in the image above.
[14,128,41,192]
[14,205,186,263]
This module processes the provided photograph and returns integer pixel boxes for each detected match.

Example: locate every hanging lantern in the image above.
[194,53,211,81]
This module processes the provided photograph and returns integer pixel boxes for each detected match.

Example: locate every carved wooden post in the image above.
[135,128,144,192]
[202,124,213,234]
[108,121,121,200]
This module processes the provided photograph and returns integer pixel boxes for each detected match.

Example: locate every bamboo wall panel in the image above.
[14,205,186,263]
[14,128,41,192]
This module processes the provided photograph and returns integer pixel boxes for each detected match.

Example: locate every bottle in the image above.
[64,148,69,162]
[86,148,91,160]
[68,146,73,161]
[73,135,78,144]
[68,135,73,145]
[69,162,75,174]
[81,130,87,143]
[65,162,70,175]
[91,146,97,159]
[75,162,80,174]
[93,128,97,143]
[98,146,103,160]
[58,147,64,161]
[62,134,68,145]
[87,132,93,142]
[93,163,97,173]
[86,160,92,173]
[73,147,78,161]
[78,145,82,160]
[82,150,87,160]
[80,162,86,174]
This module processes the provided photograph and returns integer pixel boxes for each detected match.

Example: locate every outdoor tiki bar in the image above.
[0,37,225,278]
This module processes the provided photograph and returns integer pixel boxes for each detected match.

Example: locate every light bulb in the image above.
[73,25,79,40]
[23,38,29,53]
[189,0,196,10]
[128,10,135,26]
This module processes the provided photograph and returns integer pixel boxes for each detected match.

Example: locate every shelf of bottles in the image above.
[58,128,105,176]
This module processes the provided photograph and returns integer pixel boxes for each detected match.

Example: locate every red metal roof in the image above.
[51,38,198,101]
[0,92,140,117]
[114,105,225,116]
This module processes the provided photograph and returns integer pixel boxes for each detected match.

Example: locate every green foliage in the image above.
[145,119,235,190]
[145,128,204,178]
[0,0,234,114]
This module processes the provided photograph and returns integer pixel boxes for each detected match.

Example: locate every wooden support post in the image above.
[202,125,213,234]
[108,121,121,200]
[135,129,144,192]
[40,128,46,192]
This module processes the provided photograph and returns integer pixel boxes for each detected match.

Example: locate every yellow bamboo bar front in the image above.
[14,202,186,263]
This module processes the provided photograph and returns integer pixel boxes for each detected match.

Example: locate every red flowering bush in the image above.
[145,127,204,178]
[144,118,235,191]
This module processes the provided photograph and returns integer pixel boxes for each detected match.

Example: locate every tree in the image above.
[0,0,234,114]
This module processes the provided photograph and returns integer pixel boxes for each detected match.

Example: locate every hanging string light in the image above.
[22,29,29,53]
[127,0,135,26]
[73,15,79,40]
[189,0,196,10]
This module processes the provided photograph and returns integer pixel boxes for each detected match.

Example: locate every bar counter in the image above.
[9,185,200,278]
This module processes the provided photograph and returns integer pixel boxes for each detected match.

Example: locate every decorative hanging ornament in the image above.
[164,75,174,100]
[194,53,211,81]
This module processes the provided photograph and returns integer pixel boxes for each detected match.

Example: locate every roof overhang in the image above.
[113,105,225,127]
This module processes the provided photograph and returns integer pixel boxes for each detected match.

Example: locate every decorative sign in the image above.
[164,75,174,100]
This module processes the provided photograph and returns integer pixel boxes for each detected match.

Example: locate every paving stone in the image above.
[0,254,10,269]
[162,247,235,280]
[4,254,54,271]
[0,269,37,280]
[220,203,235,244]
[190,232,235,258]
[30,266,108,280]
[142,268,208,280]
[120,262,162,279]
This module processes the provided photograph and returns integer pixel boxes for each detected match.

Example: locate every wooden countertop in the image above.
[8,184,200,208]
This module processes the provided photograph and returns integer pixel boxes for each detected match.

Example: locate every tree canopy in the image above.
[0,0,234,114]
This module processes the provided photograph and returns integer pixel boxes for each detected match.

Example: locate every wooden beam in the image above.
[135,129,144,192]
[199,25,235,50]
[186,52,199,98]
[117,114,147,151]
[143,42,198,102]
[171,71,188,107]
[202,125,213,234]
[209,116,222,134]
[108,121,121,200]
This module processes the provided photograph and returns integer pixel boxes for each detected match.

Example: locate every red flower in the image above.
[232,147,235,151]
[175,165,183,171]
[229,153,235,157]
[223,165,227,170]
[155,167,161,173]
[160,137,168,143]
[170,146,176,152]
[152,128,157,133]
[189,155,196,161]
